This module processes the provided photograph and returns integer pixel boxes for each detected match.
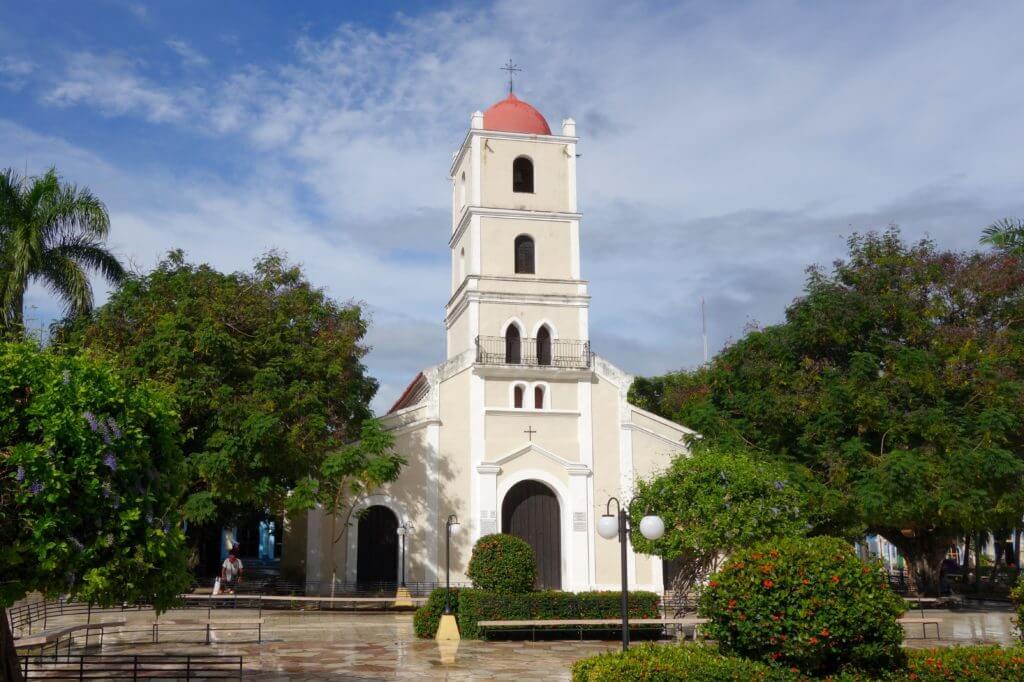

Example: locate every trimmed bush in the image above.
[412,587,461,638]
[466,533,537,593]
[698,536,906,676]
[1012,575,1023,642]
[572,643,796,681]
[456,589,660,639]
[572,644,1024,681]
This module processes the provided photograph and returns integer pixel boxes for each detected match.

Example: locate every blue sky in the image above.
[3,1,1024,412]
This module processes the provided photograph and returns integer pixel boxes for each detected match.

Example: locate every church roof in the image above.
[387,372,429,414]
[483,93,552,135]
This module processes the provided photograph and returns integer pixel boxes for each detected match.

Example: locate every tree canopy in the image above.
[1,341,191,676]
[0,168,125,333]
[56,250,378,524]
[631,228,1024,594]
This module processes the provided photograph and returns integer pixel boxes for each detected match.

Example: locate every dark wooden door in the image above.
[357,505,398,586]
[502,480,561,589]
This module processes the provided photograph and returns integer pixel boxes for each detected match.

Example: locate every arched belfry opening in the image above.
[356,505,398,586]
[536,325,552,366]
[505,324,522,364]
[502,480,561,589]
[513,156,534,193]
[514,235,535,274]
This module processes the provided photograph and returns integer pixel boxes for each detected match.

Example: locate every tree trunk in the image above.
[1,606,24,682]
[882,531,952,597]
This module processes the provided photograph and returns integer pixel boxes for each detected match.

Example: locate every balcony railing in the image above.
[476,335,592,369]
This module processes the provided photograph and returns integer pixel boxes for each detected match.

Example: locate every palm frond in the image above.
[52,234,126,284]
[36,251,93,317]
[979,217,1024,256]
[40,178,110,245]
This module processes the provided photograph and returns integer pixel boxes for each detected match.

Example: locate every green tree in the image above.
[1,341,191,681]
[632,228,1024,595]
[630,444,811,610]
[56,250,378,529]
[290,418,405,593]
[981,217,1024,257]
[0,168,125,333]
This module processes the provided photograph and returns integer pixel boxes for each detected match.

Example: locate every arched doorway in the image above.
[501,480,561,589]
[356,505,398,586]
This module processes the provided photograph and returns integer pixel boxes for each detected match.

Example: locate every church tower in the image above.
[445,93,587,365]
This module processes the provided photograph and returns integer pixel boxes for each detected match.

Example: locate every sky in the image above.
[2,1,1023,413]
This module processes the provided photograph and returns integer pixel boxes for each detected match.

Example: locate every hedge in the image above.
[698,536,906,676]
[572,643,794,681]
[572,644,1024,681]
[457,589,661,639]
[412,587,461,638]
[467,533,537,593]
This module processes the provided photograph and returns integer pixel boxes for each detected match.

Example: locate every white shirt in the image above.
[222,556,243,581]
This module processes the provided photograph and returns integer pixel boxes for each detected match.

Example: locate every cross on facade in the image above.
[523,425,537,441]
[501,58,521,94]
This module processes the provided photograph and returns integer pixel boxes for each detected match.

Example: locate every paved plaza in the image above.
[24,605,1015,680]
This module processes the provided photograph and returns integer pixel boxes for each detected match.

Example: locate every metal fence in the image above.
[19,654,243,680]
[476,335,591,369]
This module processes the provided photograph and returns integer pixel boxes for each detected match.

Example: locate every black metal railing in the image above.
[20,654,242,680]
[476,335,591,368]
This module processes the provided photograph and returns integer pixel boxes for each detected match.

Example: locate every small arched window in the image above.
[514,235,535,274]
[513,156,534,193]
[513,384,525,409]
[459,171,466,207]
[459,247,465,282]
[536,325,552,366]
[534,385,545,409]
[505,325,521,364]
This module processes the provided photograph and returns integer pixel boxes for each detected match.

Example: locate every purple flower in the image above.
[29,480,44,495]
[774,480,786,490]
[162,521,171,533]
[102,453,117,471]
[83,411,100,432]
[106,418,122,440]
[15,466,25,482]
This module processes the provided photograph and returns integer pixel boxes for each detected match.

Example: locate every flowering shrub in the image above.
[412,587,461,638]
[466,533,537,593]
[0,341,191,611]
[900,646,1024,680]
[698,536,906,676]
[1012,575,1024,642]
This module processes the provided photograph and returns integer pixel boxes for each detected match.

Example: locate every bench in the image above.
[898,616,941,639]
[150,618,264,644]
[476,617,709,641]
[14,619,126,655]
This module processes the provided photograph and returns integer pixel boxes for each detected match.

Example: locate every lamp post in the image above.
[396,522,413,588]
[597,497,664,651]
[444,514,461,614]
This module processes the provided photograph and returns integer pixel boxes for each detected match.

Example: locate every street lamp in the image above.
[396,522,413,588]
[597,497,664,651]
[444,515,461,615]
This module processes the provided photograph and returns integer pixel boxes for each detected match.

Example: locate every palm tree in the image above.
[0,167,125,333]
[979,217,1024,257]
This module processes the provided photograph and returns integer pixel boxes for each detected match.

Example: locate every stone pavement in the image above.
[33,606,1022,680]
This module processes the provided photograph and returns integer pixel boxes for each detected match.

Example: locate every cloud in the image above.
[9,0,1024,409]
[165,40,209,67]
[44,53,191,123]
[0,56,34,90]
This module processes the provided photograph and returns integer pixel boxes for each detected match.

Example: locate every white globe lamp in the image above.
[597,514,619,540]
[639,515,665,541]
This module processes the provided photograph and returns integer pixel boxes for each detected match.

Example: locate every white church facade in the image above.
[284,92,694,593]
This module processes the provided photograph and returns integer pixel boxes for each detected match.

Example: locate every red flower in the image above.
[708,580,719,588]
[820,628,830,637]
[769,549,780,558]
[831,575,840,583]
[802,578,810,585]
[809,636,819,645]
[770,652,782,660]
[762,579,774,589]
[727,599,737,610]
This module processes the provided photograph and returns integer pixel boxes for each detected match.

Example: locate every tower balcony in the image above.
[475,335,592,369]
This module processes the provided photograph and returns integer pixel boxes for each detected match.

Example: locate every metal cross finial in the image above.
[501,58,521,94]
[524,425,536,441]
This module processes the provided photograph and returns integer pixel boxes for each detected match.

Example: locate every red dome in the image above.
[482,93,552,135]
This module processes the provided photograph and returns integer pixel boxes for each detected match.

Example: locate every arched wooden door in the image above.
[356,505,398,586]
[502,480,561,589]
